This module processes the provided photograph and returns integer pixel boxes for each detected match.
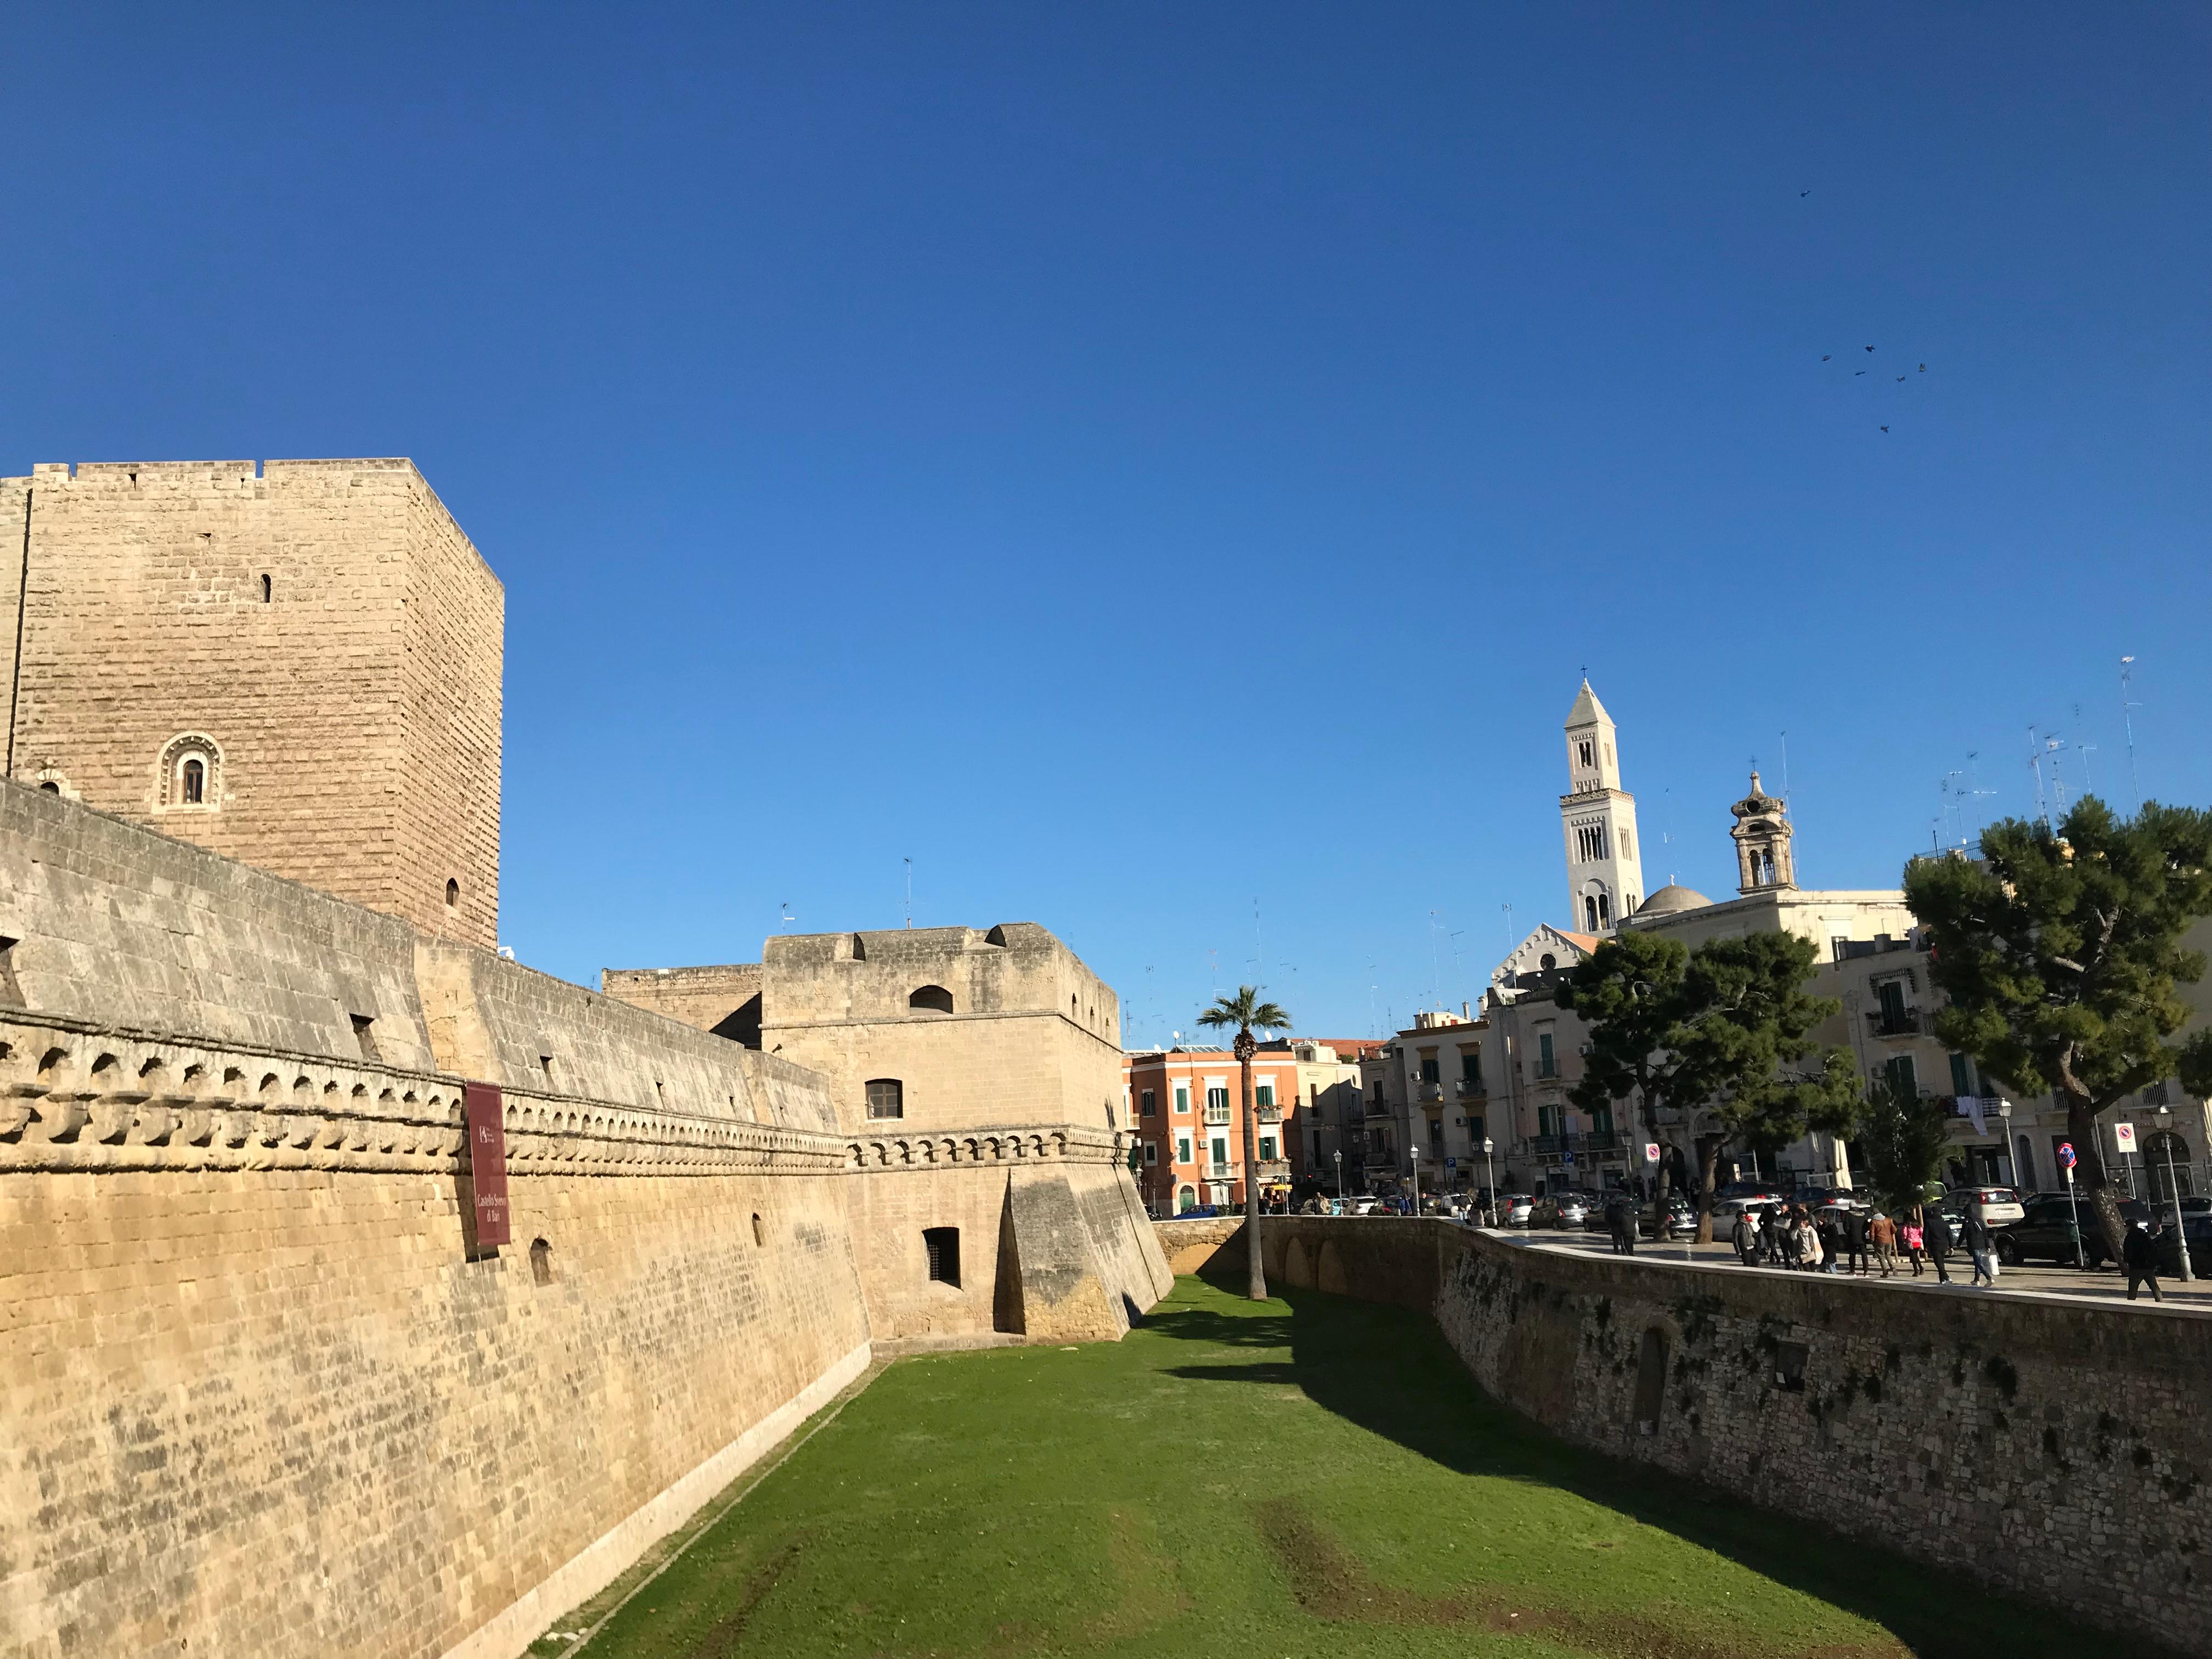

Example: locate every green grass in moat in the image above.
[545,1276,2134,1659]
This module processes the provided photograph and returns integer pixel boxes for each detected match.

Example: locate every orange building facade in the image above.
[1121,1047,1297,1216]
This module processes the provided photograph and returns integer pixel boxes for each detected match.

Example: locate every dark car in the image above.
[1641,1194,1696,1240]
[1997,1194,2152,1268]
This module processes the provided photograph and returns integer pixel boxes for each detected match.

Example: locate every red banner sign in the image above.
[464,1082,511,1248]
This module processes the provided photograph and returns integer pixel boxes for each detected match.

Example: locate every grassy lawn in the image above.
[543,1276,2132,1659]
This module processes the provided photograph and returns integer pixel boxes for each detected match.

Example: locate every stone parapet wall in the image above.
[1158,1216,2212,1655]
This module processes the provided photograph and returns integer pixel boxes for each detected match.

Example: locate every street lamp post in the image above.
[1997,1098,2013,1189]
[1333,1149,1343,1209]
[1409,1138,1420,1218]
[2157,1104,2193,1283]
[1482,1137,1497,1228]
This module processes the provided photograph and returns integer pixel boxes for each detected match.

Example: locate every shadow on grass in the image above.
[1148,1280,2143,1659]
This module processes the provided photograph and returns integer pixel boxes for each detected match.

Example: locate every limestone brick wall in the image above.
[599,962,762,1042]
[759,923,1119,1043]
[0,459,499,947]
[844,1125,1170,1342]
[1171,1216,2212,1654]
[0,1019,868,1659]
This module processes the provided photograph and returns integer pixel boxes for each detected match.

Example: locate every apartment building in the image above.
[1122,1047,1296,1215]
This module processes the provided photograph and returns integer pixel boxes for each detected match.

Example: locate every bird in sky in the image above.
[1855,370,1867,376]
[1822,354,1831,361]
[1881,426,1890,433]
[1896,375,1906,382]
[1800,190,1812,198]
[1865,345,1875,352]
[1919,364,1927,372]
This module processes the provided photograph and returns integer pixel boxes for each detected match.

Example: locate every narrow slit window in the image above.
[261,573,272,603]
[445,878,460,909]
[349,1014,379,1062]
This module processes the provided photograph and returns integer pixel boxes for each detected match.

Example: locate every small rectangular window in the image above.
[1260,1137,1277,1160]
[1949,1053,1975,1096]
[1142,1142,1158,1165]
[923,1227,961,1287]
[349,1014,379,1062]
[1206,1086,1229,1112]
[1255,1082,1275,1108]
[1420,1057,1440,1085]
[1176,1136,1192,1163]
[866,1079,904,1119]
[1141,1088,1156,1116]
[1884,1054,1918,1098]
[1174,1085,1190,1114]
[1460,1050,1481,1084]
[1538,1032,1556,1079]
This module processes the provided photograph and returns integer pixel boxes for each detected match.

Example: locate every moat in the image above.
[537,1277,2134,1659]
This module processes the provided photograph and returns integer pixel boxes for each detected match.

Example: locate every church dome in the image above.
[1635,883,1712,917]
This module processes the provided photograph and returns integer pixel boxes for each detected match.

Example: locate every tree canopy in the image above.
[1562,927,1851,1238]
[1904,797,2212,1252]
[1852,1074,1953,1214]
[1196,987,1291,1050]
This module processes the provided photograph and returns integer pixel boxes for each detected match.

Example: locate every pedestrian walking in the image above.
[1964,1212,1996,1286]
[1870,1210,1898,1278]
[2125,1220,2165,1303]
[1731,1208,1756,1266]
[1842,1207,1871,1276]
[1797,1211,1824,1273]
[1902,1212,1925,1277]
[1922,1204,1954,1285]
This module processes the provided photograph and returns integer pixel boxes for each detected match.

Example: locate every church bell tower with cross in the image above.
[1558,679,1645,934]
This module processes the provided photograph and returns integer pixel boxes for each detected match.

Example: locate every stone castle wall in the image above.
[1157,1217,2212,1655]
[0,459,500,946]
[0,784,1168,1659]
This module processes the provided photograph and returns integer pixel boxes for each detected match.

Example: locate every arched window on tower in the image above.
[1585,895,1600,931]
[1598,893,1611,927]
[157,734,221,811]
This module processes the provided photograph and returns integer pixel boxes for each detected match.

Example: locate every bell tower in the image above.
[1558,679,1644,934]
[1729,772,1795,893]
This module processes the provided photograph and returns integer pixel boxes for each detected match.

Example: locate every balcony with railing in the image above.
[1204,1161,1238,1182]
[1363,1097,1396,1120]
[1415,1081,1444,1103]
[1255,1159,1291,1181]
[1455,1078,1486,1099]
[1203,1105,1232,1126]
[1866,1007,1922,1038]
[1256,1105,1282,1125]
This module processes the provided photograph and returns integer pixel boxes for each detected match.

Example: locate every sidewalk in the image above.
[1492,1226,2212,1312]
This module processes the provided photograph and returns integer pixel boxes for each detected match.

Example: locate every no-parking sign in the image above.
[2114,1122,2138,1153]
[2057,1141,2076,1169]
[1643,1142,1660,1164]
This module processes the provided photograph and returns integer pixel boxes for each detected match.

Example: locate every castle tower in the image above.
[1729,771,1795,893]
[1559,679,1644,933]
[0,460,503,946]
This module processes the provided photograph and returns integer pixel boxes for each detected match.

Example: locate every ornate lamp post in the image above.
[1482,1136,1498,1228]
[1333,1148,1343,1209]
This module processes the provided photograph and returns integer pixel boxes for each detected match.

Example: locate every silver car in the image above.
[1497,1193,1535,1227]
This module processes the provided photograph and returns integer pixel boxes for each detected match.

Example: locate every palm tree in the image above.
[1197,985,1293,1300]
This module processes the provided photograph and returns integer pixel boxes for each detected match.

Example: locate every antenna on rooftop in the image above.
[904,857,912,929]
[2121,656,2143,811]
[779,901,795,930]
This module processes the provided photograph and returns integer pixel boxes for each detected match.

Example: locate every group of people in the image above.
[1725,1200,2012,1286]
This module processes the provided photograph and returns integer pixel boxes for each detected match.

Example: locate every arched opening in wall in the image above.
[2145,1131,2194,1201]
[908,984,955,1014]
[260,573,272,603]
[865,1079,904,1120]
[37,781,58,794]
[752,1213,765,1246]
[445,878,460,910]
[1632,1328,1668,1435]
[849,933,867,960]
[923,1226,961,1288]
[1177,1185,1197,1214]
[157,733,222,811]
[529,1238,554,1285]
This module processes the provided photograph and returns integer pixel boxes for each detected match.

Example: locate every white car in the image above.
[1951,1186,2025,1228]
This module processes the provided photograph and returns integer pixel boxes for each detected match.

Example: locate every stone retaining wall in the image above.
[1156,1215,2212,1655]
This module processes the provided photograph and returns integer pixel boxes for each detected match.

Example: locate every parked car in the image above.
[1710,1195,1777,1224]
[1641,1194,1696,1240]
[1496,1193,1536,1228]
[1347,1195,1382,1216]
[1996,1194,2151,1267]
[1713,1181,1781,1204]
[1791,1186,1863,1211]
[1948,1185,2026,1228]
[1532,1190,1598,1230]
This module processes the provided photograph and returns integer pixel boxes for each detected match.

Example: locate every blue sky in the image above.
[5,5,2207,1042]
